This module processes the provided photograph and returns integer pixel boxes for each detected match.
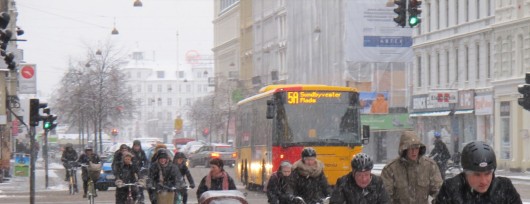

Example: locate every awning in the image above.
[454,110,474,115]
[409,111,450,117]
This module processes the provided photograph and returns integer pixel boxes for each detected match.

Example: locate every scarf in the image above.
[293,159,324,178]
[205,170,229,190]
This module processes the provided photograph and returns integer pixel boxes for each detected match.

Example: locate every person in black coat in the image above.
[112,144,131,175]
[286,147,330,204]
[148,150,183,204]
[114,152,140,204]
[429,132,451,179]
[173,152,195,204]
[61,143,78,181]
[131,140,148,203]
[435,141,522,203]
[266,161,292,204]
[331,153,390,204]
[196,158,237,199]
[77,146,101,198]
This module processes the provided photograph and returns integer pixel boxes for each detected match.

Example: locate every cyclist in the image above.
[173,152,195,204]
[77,145,101,198]
[149,150,182,204]
[266,161,292,204]
[331,153,390,204]
[115,152,141,204]
[429,131,451,179]
[112,144,131,176]
[61,143,78,182]
[286,147,330,204]
[435,141,522,203]
[196,158,237,199]
[132,140,148,204]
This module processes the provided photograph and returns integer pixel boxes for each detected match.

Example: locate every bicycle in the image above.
[155,184,176,204]
[445,160,463,179]
[121,183,141,204]
[81,163,101,204]
[65,161,79,195]
[293,196,330,204]
[174,186,189,204]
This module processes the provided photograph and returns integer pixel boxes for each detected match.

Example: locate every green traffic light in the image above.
[44,122,51,129]
[409,16,420,27]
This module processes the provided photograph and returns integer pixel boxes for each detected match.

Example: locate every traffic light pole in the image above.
[29,126,36,204]
[44,129,49,188]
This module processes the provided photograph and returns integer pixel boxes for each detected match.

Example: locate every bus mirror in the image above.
[266,100,274,119]
[362,125,370,145]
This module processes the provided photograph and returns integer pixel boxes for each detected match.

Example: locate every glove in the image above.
[189,184,195,189]
[137,179,146,188]
[115,179,124,188]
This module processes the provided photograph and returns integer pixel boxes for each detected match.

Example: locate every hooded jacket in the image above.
[330,172,390,204]
[131,140,148,169]
[266,171,292,204]
[429,138,451,166]
[435,172,522,204]
[61,147,78,163]
[380,131,443,204]
[286,159,330,204]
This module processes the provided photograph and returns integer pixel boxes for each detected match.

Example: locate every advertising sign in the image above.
[360,92,389,114]
[361,113,411,130]
[14,153,30,177]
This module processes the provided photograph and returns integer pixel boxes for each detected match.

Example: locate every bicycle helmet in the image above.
[351,153,374,172]
[301,147,317,158]
[434,131,442,138]
[157,150,169,159]
[174,152,187,159]
[65,143,73,148]
[461,141,496,172]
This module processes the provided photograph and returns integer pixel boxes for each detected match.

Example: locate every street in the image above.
[1,160,530,203]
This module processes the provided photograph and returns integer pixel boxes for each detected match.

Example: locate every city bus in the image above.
[235,84,370,190]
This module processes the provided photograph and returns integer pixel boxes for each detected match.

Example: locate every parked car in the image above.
[165,143,177,154]
[188,143,236,168]
[96,156,115,191]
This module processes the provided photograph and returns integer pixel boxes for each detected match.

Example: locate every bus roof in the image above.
[237,84,358,106]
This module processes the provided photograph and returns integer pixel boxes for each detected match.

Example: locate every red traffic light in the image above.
[202,128,210,137]
[111,128,119,136]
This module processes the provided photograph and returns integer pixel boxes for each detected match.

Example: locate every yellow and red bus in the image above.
[235,84,370,190]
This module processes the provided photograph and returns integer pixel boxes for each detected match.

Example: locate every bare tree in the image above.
[51,41,135,153]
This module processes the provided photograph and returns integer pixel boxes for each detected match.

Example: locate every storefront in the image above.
[361,113,412,163]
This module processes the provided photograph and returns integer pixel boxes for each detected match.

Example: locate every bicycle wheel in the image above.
[69,175,75,195]
[88,180,95,204]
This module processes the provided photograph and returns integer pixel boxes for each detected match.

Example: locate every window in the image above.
[137,72,142,79]
[157,84,162,92]
[220,0,238,13]
[167,84,172,92]
[148,98,153,106]
[436,52,440,86]
[167,98,172,106]
[167,112,172,120]
[178,71,185,78]
[157,71,165,79]
[186,98,191,106]
[465,46,469,81]
[486,42,491,78]
[186,85,191,93]
[136,85,141,92]
[157,98,162,106]
[427,54,431,86]
[500,102,511,159]
[147,84,153,93]
[197,85,202,93]
[446,50,450,84]
[136,98,142,106]
[127,72,131,79]
[476,43,480,80]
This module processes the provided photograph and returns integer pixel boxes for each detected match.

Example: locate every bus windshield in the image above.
[277,91,361,146]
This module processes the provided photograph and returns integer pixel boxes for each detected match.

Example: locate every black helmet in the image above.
[301,147,317,158]
[175,152,186,159]
[461,141,496,172]
[351,153,374,172]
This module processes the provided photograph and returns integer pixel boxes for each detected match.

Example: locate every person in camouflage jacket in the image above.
[381,131,442,204]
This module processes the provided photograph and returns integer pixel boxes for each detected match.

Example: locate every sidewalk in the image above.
[0,158,66,195]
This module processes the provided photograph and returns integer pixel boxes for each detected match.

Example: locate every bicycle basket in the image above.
[87,162,102,181]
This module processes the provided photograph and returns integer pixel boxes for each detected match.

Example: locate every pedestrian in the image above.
[114,152,141,204]
[77,145,101,198]
[61,143,78,182]
[266,161,292,204]
[429,131,451,179]
[148,150,182,204]
[380,131,442,204]
[330,153,390,204]
[286,147,330,204]
[196,158,237,199]
[435,141,522,203]
[131,140,148,204]
[173,152,195,204]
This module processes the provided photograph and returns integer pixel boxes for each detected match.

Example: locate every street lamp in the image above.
[134,0,143,7]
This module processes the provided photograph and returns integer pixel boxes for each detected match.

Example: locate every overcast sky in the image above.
[16,0,213,97]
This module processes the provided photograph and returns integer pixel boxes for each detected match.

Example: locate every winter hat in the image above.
[133,140,141,146]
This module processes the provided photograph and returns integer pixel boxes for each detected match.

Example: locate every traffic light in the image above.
[393,0,407,27]
[4,52,15,70]
[111,128,118,136]
[408,0,422,27]
[202,128,210,137]
[518,72,530,111]
[0,12,16,71]
[43,115,57,130]
[29,99,48,127]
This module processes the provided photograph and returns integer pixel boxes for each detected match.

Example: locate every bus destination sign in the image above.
[287,91,342,104]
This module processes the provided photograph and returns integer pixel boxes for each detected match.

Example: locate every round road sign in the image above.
[21,65,35,79]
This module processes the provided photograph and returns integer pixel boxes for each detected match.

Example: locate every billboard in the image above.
[360,92,389,114]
